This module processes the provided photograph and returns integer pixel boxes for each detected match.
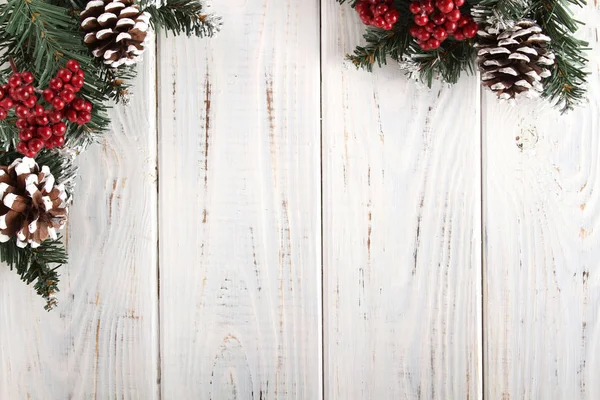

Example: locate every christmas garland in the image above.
[0,0,220,309]
[338,0,589,112]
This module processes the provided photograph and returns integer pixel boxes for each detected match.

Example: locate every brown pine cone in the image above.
[80,0,151,68]
[0,158,68,248]
[476,20,556,100]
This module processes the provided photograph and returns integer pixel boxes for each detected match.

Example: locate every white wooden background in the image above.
[0,0,599,398]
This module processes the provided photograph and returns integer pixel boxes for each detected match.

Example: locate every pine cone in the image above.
[80,0,151,68]
[476,20,555,100]
[0,158,68,248]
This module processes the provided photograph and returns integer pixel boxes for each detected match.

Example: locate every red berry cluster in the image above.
[0,60,92,158]
[408,0,478,50]
[355,0,400,30]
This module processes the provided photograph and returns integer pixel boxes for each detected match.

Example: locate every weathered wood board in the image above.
[157,1,323,398]
[321,3,483,399]
[0,45,159,399]
[482,3,600,399]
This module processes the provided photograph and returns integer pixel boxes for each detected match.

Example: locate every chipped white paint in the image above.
[1,0,600,399]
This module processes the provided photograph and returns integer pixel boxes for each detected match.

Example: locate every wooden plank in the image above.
[0,44,158,398]
[157,1,322,398]
[482,4,600,399]
[321,4,483,399]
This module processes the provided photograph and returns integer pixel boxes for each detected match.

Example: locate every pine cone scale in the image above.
[0,158,67,247]
[81,0,150,68]
[476,19,556,100]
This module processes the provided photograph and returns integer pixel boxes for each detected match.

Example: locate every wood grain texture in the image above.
[0,44,158,399]
[482,4,600,398]
[321,4,482,399]
[157,1,322,398]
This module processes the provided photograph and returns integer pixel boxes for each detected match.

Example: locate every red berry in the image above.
[43,89,55,102]
[0,89,4,99]
[16,87,30,102]
[34,104,45,116]
[19,128,33,141]
[0,109,7,120]
[409,25,422,37]
[453,30,465,40]
[23,96,36,109]
[463,23,478,38]
[28,138,44,153]
[437,1,454,14]
[446,9,461,22]
[71,75,85,88]
[420,41,431,50]
[48,110,63,124]
[37,126,53,140]
[15,105,29,118]
[427,38,441,49]
[77,69,85,78]
[16,141,29,155]
[444,20,458,32]
[51,135,65,147]
[409,2,422,13]
[60,89,76,103]
[425,21,436,32]
[65,109,78,123]
[414,14,429,26]
[423,4,435,14]
[77,111,92,124]
[52,97,66,110]
[36,115,50,126]
[16,119,29,129]
[52,122,67,136]
[375,4,388,15]
[8,75,22,88]
[454,0,465,6]
[57,68,73,83]
[0,98,14,109]
[432,12,446,25]
[21,72,34,84]
[49,78,63,91]
[433,27,448,40]
[63,83,78,93]
[66,59,80,72]
[384,9,399,24]
[72,98,86,111]
[82,101,93,113]
[457,15,470,27]
[418,31,431,41]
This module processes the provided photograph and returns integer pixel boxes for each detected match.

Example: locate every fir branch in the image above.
[406,41,477,85]
[0,237,67,311]
[531,0,588,112]
[143,0,222,37]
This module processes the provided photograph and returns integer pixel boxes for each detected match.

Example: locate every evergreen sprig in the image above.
[144,0,222,38]
[0,0,218,308]
[338,0,589,110]
[531,0,588,112]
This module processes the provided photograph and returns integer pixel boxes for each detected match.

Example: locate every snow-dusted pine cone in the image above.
[0,158,68,248]
[80,0,151,68]
[476,20,556,100]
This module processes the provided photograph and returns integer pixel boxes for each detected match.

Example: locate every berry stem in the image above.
[9,58,18,74]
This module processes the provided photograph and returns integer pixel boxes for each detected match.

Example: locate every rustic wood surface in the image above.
[482,3,600,399]
[0,0,599,399]
[157,1,322,399]
[321,3,482,398]
[0,44,159,398]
